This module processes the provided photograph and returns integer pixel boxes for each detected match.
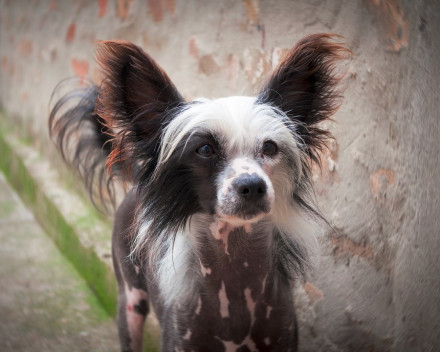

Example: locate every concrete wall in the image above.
[1,0,439,351]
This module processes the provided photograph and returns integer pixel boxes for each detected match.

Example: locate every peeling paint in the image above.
[148,0,175,22]
[312,138,340,193]
[66,23,76,43]
[243,48,270,86]
[71,58,89,80]
[365,0,409,52]
[304,282,324,304]
[370,168,396,198]
[1,57,8,72]
[198,54,221,75]
[49,0,58,11]
[117,0,132,20]
[97,0,108,18]
[19,39,33,56]
[330,234,375,262]
[271,47,289,69]
[148,0,164,22]
[243,0,260,25]
[189,37,199,59]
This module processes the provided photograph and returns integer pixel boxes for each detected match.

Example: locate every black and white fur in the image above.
[49,34,347,352]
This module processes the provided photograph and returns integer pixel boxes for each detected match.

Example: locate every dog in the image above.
[49,33,347,352]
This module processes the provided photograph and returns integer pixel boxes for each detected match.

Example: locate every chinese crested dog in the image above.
[49,33,347,352]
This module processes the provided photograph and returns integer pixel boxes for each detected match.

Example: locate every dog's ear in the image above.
[95,40,184,177]
[258,34,349,164]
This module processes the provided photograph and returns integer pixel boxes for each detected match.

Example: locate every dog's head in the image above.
[96,34,348,240]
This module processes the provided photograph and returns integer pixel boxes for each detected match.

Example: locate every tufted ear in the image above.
[258,34,349,164]
[95,40,185,178]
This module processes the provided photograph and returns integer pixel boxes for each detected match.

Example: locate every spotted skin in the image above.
[112,191,150,352]
[155,220,296,351]
[113,191,298,351]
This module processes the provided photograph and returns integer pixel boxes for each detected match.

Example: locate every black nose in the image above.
[233,174,267,201]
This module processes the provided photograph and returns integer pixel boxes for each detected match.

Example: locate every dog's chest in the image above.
[159,225,297,351]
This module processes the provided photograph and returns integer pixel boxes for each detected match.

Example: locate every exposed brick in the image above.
[243,0,259,25]
[198,54,221,76]
[21,91,29,102]
[49,0,58,11]
[164,0,176,14]
[370,168,396,198]
[147,0,175,22]
[243,49,270,86]
[19,39,33,57]
[71,58,89,80]
[365,0,408,52]
[148,0,163,22]
[312,138,340,195]
[271,47,290,69]
[189,37,199,59]
[304,282,324,304]
[66,23,76,43]
[329,234,375,262]
[97,0,108,18]
[1,57,8,72]
[117,0,132,20]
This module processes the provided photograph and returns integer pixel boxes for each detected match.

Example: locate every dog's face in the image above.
[157,96,302,227]
[95,35,348,237]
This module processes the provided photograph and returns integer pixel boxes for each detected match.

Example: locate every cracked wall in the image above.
[1,0,439,351]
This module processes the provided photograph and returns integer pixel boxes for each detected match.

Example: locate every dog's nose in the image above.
[233,174,267,201]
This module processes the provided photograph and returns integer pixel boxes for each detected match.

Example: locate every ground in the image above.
[0,172,120,352]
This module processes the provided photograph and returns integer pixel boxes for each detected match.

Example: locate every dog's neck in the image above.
[197,218,273,301]
[200,218,273,270]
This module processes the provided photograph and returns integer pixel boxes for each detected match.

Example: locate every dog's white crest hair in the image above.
[157,96,303,169]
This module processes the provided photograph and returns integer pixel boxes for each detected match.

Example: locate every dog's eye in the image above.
[262,141,278,156]
[196,144,215,157]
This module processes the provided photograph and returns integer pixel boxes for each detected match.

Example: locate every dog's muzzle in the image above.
[217,159,275,223]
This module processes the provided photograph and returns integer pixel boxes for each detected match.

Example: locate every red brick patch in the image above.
[148,0,163,22]
[198,55,221,75]
[365,0,408,52]
[330,234,375,262]
[98,0,108,17]
[304,282,324,303]
[1,57,8,72]
[117,0,132,19]
[71,58,89,79]
[19,39,33,57]
[147,0,175,22]
[370,168,396,198]
[66,23,76,43]
[49,0,58,11]
[189,37,199,59]
[243,0,259,25]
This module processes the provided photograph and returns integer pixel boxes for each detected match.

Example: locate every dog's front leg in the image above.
[117,272,148,352]
[112,192,149,352]
[113,238,149,352]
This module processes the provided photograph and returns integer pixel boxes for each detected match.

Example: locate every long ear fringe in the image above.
[259,33,350,166]
[94,40,184,182]
[48,78,120,213]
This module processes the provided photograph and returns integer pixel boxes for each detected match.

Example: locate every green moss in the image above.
[0,124,117,316]
[0,202,16,216]
[0,115,159,351]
